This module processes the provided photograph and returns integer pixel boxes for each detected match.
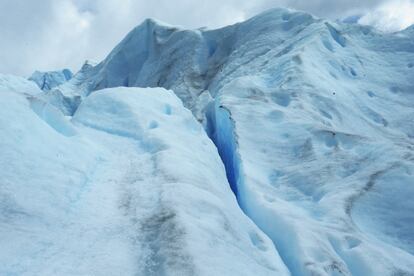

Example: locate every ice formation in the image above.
[1,8,414,276]
[29,69,73,91]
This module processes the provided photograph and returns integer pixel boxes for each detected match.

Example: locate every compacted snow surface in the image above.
[0,78,286,275]
[1,7,414,276]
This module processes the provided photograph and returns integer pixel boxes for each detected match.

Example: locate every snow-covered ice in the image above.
[1,7,414,276]
[29,69,73,91]
[0,77,288,275]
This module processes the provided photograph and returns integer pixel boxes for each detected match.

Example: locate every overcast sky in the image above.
[1,0,413,76]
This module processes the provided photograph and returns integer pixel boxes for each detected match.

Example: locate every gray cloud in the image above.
[0,0,410,76]
[359,0,414,32]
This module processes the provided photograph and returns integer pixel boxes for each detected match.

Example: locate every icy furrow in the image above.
[0,82,289,275]
[6,7,414,275]
[206,99,296,273]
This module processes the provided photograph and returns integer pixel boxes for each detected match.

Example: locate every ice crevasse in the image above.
[1,7,414,276]
[0,75,290,275]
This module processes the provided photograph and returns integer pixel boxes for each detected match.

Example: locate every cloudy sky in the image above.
[1,0,413,76]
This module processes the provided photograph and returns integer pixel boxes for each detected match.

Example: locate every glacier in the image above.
[1,7,414,276]
[0,76,288,275]
[29,69,73,91]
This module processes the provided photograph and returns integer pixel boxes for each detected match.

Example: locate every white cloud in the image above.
[0,0,93,76]
[359,0,414,32]
[0,0,410,76]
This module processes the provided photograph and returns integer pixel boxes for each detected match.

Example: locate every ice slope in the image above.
[29,69,73,91]
[0,74,43,96]
[0,76,289,275]
[208,12,414,276]
[55,8,414,275]
[204,11,414,275]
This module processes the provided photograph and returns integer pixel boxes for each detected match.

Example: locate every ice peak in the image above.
[80,60,97,71]
[130,17,182,35]
[402,24,414,34]
[243,7,318,27]
[29,69,73,91]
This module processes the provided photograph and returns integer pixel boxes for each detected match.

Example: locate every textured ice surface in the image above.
[0,74,42,96]
[0,80,288,275]
[29,69,73,90]
[2,7,414,276]
[57,8,414,275]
